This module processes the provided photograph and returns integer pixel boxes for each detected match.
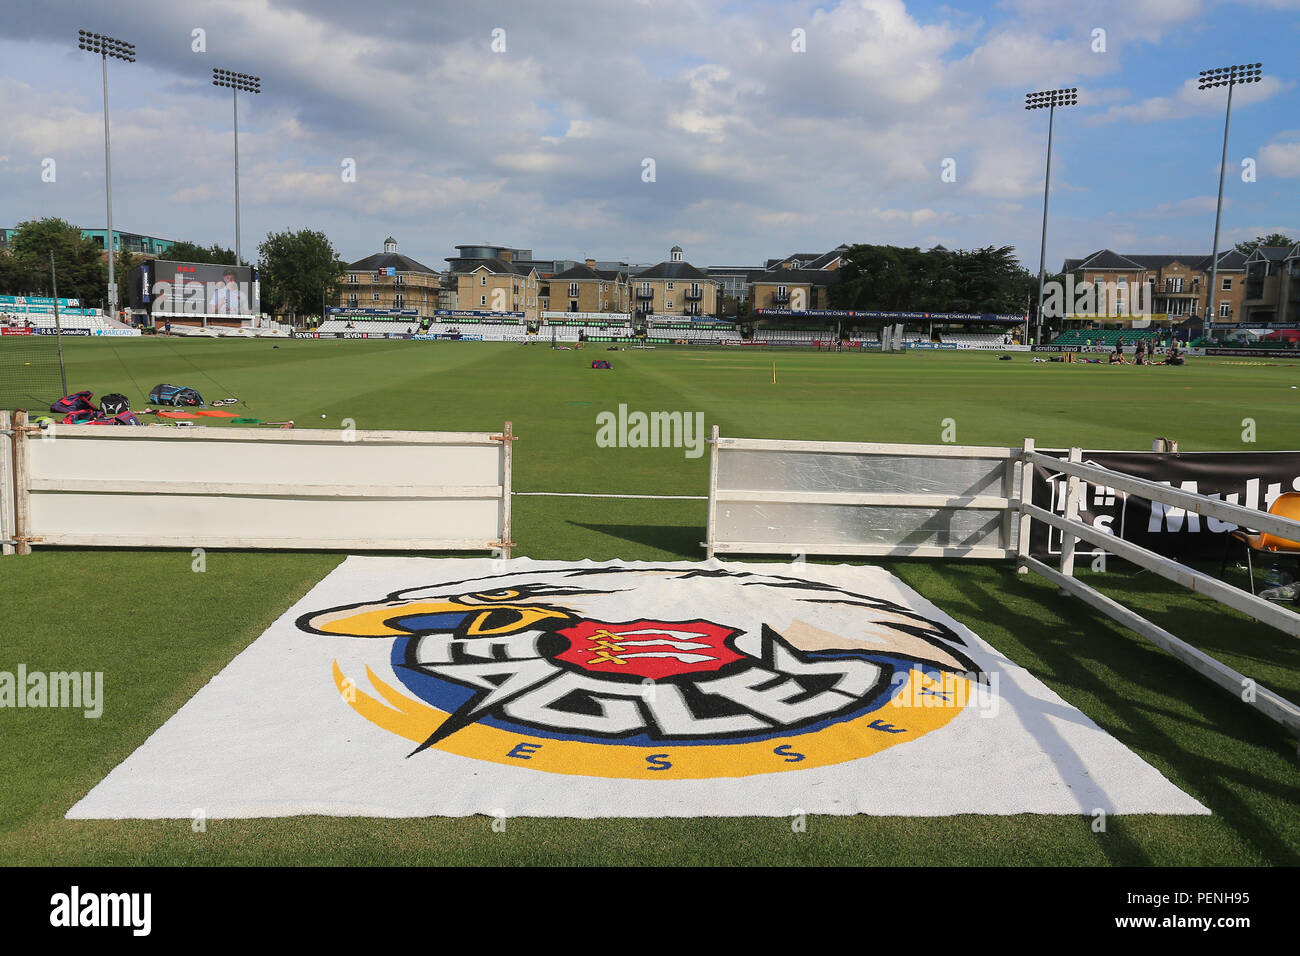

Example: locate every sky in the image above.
[1,0,1297,274]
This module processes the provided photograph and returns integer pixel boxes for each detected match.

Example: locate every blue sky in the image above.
[0,0,1296,273]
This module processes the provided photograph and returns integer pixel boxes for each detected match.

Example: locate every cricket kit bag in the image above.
[148,384,204,407]
[50,391,97,415]
[99,393,130,415]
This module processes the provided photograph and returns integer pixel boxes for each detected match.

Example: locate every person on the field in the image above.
[1109,340,1126,364]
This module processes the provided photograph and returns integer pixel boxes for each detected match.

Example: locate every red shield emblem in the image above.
[554,619,744,680]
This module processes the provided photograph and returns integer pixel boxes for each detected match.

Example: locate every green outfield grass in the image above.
[1,338,1298,866]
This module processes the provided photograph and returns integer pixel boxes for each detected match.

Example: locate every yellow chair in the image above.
[1228,492,1300,594]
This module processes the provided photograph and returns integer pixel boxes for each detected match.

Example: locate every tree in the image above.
[828,244,915,311]
[257,229,344,319]
[116,248,143,290]
[950,246,1036,314]
[829,242,1034,314]
[164,240,239,264]
[718,294,746,319]
[1234,234,1294,254]
[0,251,38,296]
[6,218,106,302]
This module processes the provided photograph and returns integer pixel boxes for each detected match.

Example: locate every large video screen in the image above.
[141,260,260,317]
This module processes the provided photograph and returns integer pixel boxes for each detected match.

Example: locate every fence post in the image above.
[1016,437,1034,574]
[0,410,13,556]
[499,420,514,560]
[1058,446,1083,589]
[12,409,31,555]
[705,424,719,559]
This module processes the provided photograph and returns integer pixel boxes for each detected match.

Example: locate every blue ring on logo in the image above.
[389,636,923,747]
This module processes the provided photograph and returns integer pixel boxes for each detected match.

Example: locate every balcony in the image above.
[771,291,790,304]
[684,288,702,300]
[636,289,654,299]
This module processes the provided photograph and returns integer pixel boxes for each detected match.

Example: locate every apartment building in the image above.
[630,246,719,317]
[706,265,764,304]
[455,256,541,321]
[742,244,847,312]
[1241,243,1300,325]
[762,244,851,272]
[548,259,630,313]
[340,237,441,317]
[0,226,174,258]
[1061,249,1247,321]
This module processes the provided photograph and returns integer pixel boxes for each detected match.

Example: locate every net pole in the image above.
[49,251,67,395]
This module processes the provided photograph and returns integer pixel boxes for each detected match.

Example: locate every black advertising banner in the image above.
[1029,450,1300,563]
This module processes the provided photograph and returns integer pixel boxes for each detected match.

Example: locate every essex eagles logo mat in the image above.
[299,565,984,778]
[65,558,1211,818]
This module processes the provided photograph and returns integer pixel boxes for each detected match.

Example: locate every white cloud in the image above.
[0,0,1294,272]
[1091,75,1287,125]
[1259,139,1300,178]
[1133,196,1223,218]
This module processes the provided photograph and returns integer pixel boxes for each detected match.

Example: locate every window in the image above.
[395,274,404,285]
[347,274,357,284]
[569,282,579,298]
[666,300,674,310]
[1222,277,1232,291]
[480,275,487,286]
[1116,276,1127,286]
[1220,302,1231,317]
[394,294,404,309]
[347,294,358,308]
[371,293,380,301]
[480,295,487,306]
[667,282,674,290]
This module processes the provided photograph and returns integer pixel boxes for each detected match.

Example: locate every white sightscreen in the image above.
[709,438,1019,558]
[21,425,509,551]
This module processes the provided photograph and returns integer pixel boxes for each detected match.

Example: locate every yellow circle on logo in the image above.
[334,661,970,779]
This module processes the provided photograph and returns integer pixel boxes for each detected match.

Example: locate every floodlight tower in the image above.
[212,69,262,265]
[77,30,135,315]
[1198,63,1262,343]
[1025,87,1077,345]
